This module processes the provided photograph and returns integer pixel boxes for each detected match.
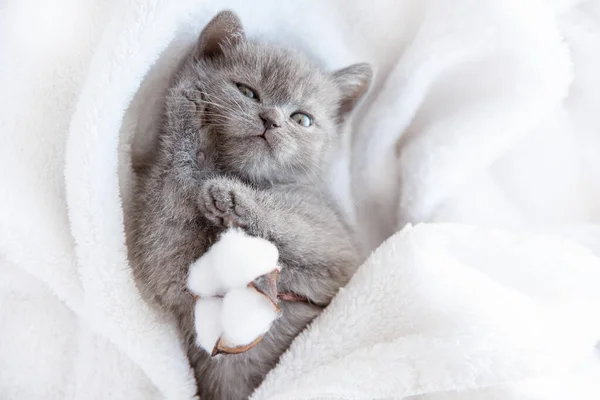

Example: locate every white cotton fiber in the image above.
[187,254,225,297]
[193,298,223,353]
[211,228,279,289]
[220,287,279,346]
[187,228,279,297]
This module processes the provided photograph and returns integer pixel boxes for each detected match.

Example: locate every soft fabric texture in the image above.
[253,224,600,400]
[1,0,599,399]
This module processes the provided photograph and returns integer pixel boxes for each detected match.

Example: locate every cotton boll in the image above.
[220,287,279,346]
[187,253,225,297]
[188,228,280,353]
[193,298,223,353]
[212,228,279,289]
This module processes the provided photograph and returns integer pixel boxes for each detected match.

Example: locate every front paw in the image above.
[181,84,205,112]
[198,178,255,229]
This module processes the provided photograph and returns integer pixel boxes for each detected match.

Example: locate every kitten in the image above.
[127,10,372,400]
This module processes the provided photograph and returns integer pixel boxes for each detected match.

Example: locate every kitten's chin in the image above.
[245,135,272,155]
[252,134,269,146]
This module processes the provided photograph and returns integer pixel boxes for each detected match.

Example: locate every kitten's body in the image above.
[127,11,371,400]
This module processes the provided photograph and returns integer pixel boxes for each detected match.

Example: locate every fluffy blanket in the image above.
[1,0,599,399]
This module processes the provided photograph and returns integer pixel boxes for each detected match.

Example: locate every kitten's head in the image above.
[172,10,372,184]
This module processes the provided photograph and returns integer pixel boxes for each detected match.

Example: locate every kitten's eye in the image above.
[290,112,313,127]
[236,83,258,100]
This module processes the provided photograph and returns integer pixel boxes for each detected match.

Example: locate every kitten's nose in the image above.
[260,110,281,130]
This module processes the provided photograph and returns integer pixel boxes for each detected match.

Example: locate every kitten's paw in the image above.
[181,84,205,110]
[198,179,255,228]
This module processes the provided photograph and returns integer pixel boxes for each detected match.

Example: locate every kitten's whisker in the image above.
[203,92,243,114]
[223,92,245,114]
[201,114,230,122]
[200,99,231,112]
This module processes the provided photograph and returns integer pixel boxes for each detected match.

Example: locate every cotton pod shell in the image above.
[220,287,280,347]
[193,298,223,353]
[212,228,279,289]
[212,335,265,356]
[248,269,279,306]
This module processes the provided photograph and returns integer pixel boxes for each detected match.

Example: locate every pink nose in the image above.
[259,110,281,130]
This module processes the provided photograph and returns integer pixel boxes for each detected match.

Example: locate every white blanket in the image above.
[1,0,599,399]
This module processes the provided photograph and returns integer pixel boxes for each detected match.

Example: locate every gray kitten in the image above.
[127,10,372,400]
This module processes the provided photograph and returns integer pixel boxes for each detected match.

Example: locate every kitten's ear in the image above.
[195,10,245,59]
[332,63,373,124]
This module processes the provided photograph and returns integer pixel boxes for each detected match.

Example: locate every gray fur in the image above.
[127,10,371,400]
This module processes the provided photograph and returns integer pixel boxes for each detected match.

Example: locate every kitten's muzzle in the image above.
[259,109,282,130]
